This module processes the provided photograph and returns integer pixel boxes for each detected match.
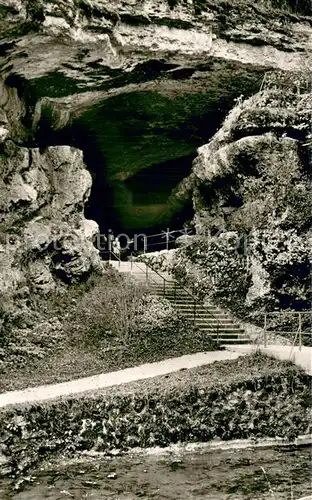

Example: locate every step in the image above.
[200,337,250,344]
[218,338,250,344]
[183,317,236,324]
[118,264,248,341]
[200,326,244,332]
[167,300,217,306]
[205,332,245,338]
[175,307,226,315]
[180,314,234,321]
[194,320,239,326]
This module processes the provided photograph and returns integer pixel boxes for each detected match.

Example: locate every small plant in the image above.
[261,467,276,498]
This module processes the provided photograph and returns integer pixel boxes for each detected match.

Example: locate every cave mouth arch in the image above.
[33,90,235,237]
[30,65,264,240]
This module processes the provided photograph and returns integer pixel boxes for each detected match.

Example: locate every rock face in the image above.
[176,78,311,319]
[0,140,101,298]
[0,0,311,300]
[1,0,311,232]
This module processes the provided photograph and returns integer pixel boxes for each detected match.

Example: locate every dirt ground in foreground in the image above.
[2,445,311,499]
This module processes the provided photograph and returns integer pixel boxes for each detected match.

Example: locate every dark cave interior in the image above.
[22,64,264,237]
[31,91,238,236]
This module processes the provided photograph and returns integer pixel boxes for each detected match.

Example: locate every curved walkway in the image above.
[0,351,246,409]
[225,345,312,375]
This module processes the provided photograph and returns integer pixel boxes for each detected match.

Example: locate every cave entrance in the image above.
[31,65,264,249]
[108,153,196,236]
[70,88,234,241]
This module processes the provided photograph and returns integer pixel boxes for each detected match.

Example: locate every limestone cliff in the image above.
[1,0,311,230]
[174,76,311,322]
[0,138,101,299]
[0,0,311,302]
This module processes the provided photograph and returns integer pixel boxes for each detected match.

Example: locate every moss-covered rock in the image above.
[174,80,311,327]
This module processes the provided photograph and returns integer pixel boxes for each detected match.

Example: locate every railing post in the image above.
[174,282,177,305]
[163,278,166,297]
[264,313,267,348]
[193,300,196,326]
[299,312,302,351]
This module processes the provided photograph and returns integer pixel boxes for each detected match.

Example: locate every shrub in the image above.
[172,233,251,317]
[134,294,177,332]
[72,274,148,346]
[1,354,310,478]
[250,228,311,310]
[133,250,175,274]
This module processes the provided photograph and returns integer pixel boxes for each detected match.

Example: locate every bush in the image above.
[172,233,251,318]
[133,250,175,274]
[72,274,148,346]
[250,228,311,310]
[1,354,310,478]
[134,294,177,332]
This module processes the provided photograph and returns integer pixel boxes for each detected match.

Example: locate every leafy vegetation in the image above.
[0,265,216,392]
[173,233,252,318]
[1,353,310,478]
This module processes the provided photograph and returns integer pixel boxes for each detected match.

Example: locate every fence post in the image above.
[174,282,177,305]
[299,312,302,351]
[163,278,166,297]
[193,301,196,326]
[264,313,267,348]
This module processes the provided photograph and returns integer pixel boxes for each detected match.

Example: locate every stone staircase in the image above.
[110,260,249,345]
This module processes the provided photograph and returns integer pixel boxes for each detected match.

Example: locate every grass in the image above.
[0,267,217,392]
[40,351,310,403]
[19,350,302,403]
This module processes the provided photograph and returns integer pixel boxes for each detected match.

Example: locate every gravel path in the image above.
[0,351,246,409]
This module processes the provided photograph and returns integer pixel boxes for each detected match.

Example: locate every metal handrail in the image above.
[134,228,194,253]
[143,228,194,240]
[131,254,221,343]
[129,258,167,290]
[108,249,221,343]
[109,250,171,291]
[263,311,310,351]
[109,250,122,268]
